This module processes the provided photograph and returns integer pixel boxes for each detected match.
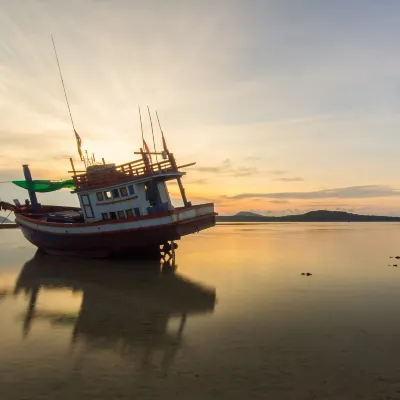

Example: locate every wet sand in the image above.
[2,223,400,399]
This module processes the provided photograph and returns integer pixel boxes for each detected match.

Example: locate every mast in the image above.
[138,106,152,165]
[156,111,169,159]
[147,106,159,163]
[22,165,39,211]
[138,106,144,146]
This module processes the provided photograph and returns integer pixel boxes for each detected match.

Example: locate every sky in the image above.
[2,0,400,216]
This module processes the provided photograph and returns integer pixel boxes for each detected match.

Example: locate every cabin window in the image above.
[117,210,125,219]
[128,184,135,195]
[125,209,133,218]
[120,187,128,197]
[102,213,109,220]
[96,192,104,201]
[134,207,141,217]
[81,195,94,219]
[104,191,112,200]
[112,189,120,198]
[109,211,117,219]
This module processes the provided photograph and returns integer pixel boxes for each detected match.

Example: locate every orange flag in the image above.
[74,129,83,161]
[143,139,152,163]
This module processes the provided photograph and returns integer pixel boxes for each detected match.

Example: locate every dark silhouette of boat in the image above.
[13,252,216,368]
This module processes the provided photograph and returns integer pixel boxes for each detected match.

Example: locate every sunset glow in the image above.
[2,1,400,216]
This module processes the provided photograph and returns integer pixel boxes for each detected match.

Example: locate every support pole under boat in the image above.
[22,165,39,211]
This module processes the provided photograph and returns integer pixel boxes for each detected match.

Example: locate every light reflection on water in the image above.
[2,223,400,399]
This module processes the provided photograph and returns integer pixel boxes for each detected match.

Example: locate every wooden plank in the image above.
[177,162,196,169]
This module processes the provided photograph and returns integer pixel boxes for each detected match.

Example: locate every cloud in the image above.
[267,170,287,176]
[0,131,68,147]
[243,156,261,162]
[195,166,223,173]
[188,178,209,185]
[269,200,289,204]
[273,177,304,182]
[194,158,259,177]
[228,185,400,200]
[53,154,74,161]
[194,159,288,178]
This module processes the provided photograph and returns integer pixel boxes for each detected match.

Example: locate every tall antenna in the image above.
[51,35,75,131]
[138,106,144,146]
[51,35,83,161]
[147,106,159,163]
[156,110,169,157]
[85,150,90,166]
[155,111,163,134]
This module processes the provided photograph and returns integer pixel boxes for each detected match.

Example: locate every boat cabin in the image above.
[71,150,190,223]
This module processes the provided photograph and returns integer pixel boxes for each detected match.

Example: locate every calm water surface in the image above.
[2,223,400,399]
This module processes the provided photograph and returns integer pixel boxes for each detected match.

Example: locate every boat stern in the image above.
[171,203,216,237]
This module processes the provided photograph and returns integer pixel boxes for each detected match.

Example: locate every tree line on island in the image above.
[216,210,400,222]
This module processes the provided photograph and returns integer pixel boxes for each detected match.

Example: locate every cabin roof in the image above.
[71,171,184,193]
[71,152,185,192]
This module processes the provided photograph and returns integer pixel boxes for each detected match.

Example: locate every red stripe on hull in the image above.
[16,203,215,228]
[19,214,216,258]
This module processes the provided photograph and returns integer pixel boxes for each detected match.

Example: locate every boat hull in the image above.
[16,208,215,258]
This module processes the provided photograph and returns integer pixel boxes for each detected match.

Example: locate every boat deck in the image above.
[17,203,216,227]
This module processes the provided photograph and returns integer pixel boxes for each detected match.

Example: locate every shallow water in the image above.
[2,223,400,399]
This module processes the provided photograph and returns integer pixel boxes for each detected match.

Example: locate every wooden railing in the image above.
[72,156,178,190]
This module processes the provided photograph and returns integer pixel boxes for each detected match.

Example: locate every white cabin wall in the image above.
[78,192,99,222]
[76,177,180,222]
[78,181,151,222]
[134,183,150,215]
[95,198,143,217]
[157,181,173,210]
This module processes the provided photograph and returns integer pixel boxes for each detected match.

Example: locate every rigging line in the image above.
[0,181,13,184]
[0,210,13,225]
[51,35,76,131]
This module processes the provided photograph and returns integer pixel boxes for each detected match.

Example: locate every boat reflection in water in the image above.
[13,252,216,369]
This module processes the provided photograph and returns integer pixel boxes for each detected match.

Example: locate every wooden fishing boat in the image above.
[0,38,216,258]
[0,148,216,257]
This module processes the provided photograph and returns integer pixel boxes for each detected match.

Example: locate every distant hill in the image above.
[217,210,400,222]
[234,211,264,217]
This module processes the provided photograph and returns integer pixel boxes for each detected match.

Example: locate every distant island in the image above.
[217,210,400,222]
